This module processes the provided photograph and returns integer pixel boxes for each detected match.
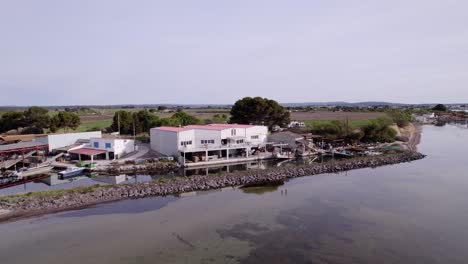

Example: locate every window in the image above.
[93,142,99,148]
[180,141,192,147]
[105,143,111,148]
[251,135,259,139]
[201,139,215,144]
[236,139,244,144]
[231,129,236,136]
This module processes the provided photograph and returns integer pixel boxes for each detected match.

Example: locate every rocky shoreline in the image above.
[0,151,425,223]
[92,160,178,175]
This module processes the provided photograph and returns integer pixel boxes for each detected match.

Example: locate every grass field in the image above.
[59,109,385,134]
[77,120,112,132]
[51,120,112,133]
[290,111,384,121]
[2,107,386,134]
[303,119,373,130]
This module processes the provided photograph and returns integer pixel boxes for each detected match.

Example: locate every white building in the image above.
[69,137,135,161]
[89,137,135,159]
[35,131,102,151]
[288,121,306,128]
[412,113,435,123]
[150,124,268,166]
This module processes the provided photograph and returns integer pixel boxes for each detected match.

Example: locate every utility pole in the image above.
[133,118,136,141]
[117,112,121,136]
[345,116,349,138]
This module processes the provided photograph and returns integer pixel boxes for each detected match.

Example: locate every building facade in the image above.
[150,124,268,166]
[35,131,102,151]
[89,138,135,160]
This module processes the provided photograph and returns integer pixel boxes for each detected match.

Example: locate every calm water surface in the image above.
[0,125,467,264]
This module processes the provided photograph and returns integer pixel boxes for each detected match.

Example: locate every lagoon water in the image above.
[0,124,467,264]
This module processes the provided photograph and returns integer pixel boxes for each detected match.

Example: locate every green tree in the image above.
[159,117,181,127]
[171,111,200,126]
[386,109,412,127]
[213,114,228,123]
[23,106,51,133]
[52,111,81,132]
[157,106,167,111]
[310,120,364,143]
[432,104,447,112]
[132,110,160,134]
[0,111,25,133]
[110,110,133,134]
[310,121,346,140]
[361,116,397,143]
[230,97,290,128]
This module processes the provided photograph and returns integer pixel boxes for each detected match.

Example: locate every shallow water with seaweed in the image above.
[0,125,467,264]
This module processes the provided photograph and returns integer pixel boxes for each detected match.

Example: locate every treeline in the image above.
[108,110,228,135]
[310,110,413,144]
[109,110,199,134]
[0,107,81,134]
[310,117,397,143]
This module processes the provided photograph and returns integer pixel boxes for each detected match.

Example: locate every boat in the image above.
[273,152,294,159]
[360,150,383,156]
[58,166,85,178]
[334,149,354,157]
[16,165,53,178]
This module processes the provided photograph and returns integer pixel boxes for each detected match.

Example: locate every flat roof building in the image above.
[150,124,269,166]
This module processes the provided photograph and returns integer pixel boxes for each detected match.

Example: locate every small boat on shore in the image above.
[273,152,294,159]
[16,166,53,178]
[326,149,354,157]
[336,150,354,157]
[360,150,383,156]
[58,167,85,178]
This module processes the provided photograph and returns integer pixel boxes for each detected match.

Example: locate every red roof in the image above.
[153,126,191,132]
[69,148,107,156]
[153,124,256,132]
[208,123,254,128]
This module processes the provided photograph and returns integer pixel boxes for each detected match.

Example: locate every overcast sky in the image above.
[1,0,467,106]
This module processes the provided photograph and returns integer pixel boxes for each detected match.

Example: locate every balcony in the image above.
[178,141,262,153]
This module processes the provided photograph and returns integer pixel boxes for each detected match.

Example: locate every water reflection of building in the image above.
[39,174,88,186]
[93,174,134,184]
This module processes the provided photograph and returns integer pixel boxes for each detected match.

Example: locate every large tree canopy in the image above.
[230,97,290,128]
[432,104,447,112]
[171,112,200,126]
[50,111,81,132]
[0,106,51,134]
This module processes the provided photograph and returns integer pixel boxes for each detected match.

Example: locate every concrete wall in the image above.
[192,129,221,149]
[150,129,180,156]
[89,138,135,158]
[245,126,268,145]
[220,128,246,139]
[36,131,102,151]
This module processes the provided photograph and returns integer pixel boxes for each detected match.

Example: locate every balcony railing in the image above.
[179,142,263,152]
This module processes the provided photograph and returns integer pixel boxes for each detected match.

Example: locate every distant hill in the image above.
[1,102,466,110]
[283,102,408,107]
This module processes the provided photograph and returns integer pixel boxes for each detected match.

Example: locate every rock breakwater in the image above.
[93,161,178,175]
[0,151,425,222]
